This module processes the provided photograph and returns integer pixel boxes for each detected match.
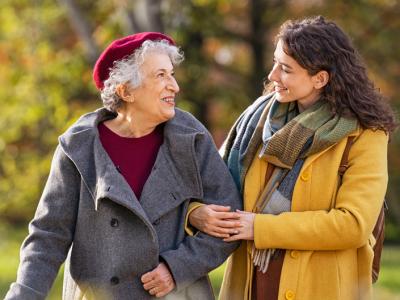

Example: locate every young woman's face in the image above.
[268,39,324,111]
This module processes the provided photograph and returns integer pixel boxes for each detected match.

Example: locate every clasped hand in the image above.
[189,204,256,241]
[141,262,175,298]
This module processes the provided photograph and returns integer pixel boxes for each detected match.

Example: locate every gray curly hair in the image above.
[101,39,184,112]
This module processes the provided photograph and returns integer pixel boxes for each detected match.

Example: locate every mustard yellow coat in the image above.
[219,128,388,300]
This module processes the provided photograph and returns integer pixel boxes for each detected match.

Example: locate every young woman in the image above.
[188,16,397,300]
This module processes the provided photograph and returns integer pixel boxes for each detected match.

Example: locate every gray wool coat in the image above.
[5,108,242,300]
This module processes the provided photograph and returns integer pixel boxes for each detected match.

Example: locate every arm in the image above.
[5,145,80,300]
[158,130,243,292]
[225,130,388,250]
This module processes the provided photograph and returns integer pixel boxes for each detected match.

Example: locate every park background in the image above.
[0,0,399,299]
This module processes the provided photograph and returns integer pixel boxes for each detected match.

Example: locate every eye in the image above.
[157,72,166,78]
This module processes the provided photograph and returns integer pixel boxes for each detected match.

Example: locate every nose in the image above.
[267,63,279,82]
[167,75,180,93]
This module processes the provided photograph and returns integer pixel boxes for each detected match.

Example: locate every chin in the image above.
[163,108,175,121]
[275,94,295,104]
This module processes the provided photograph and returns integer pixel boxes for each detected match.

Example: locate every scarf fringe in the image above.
[252,244,275,273]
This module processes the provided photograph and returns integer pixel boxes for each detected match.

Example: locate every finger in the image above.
[215,219,241,229]
[149,287,158,295]
[208,226,239,237]
[223,232,244,242]
[209,231,230,238]
[213,227,239,236]
[236,209,252,214]
[214,211,241,220]
[143,280,158,290]
[209,204,231,212]
[141,271,154,283]
[203,227,229,238]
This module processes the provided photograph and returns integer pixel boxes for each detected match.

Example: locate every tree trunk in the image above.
[57,0,99,63]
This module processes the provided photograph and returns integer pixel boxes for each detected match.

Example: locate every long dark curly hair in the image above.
[265,16,397,133]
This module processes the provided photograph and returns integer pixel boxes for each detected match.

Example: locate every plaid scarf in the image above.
[222,92,358,272]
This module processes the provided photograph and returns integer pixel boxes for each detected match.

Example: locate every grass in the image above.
[1,223,399,299]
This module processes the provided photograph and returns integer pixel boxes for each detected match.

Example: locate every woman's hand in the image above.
[141,263,175,298]
[189,204,241,238]
[223,210,256,242]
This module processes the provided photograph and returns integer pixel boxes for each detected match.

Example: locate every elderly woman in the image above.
[5,32,241,300]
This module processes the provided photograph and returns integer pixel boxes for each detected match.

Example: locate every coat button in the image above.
[110,276,119,285]
[300,171,310,181]
[110,218,119,227]
[290,250,299,259]
[285,290,295,300]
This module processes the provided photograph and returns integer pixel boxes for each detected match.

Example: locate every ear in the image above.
[313,70,329,90]
[116,84,134,103]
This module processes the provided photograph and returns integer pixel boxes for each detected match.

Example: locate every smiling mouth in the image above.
[274,86,288,92]
[161,97,175,104]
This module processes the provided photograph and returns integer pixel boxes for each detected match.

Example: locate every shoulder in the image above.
[170,108,209,134]
[58,108,115,154]
[62,108,115,137]
[351,127,388,149]
[60,108,115,139]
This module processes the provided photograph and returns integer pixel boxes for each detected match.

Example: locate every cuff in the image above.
[253,213,272,249]
[184,202,204,236]
[4,282,46,300]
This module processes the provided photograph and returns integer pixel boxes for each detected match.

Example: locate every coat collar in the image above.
[58,107,204,222]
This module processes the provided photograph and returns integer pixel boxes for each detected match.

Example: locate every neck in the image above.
[297,94,321,113]
[106,107,157,138]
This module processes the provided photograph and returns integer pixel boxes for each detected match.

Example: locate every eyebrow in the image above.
[274,56,293,70]
[154,68,174,73]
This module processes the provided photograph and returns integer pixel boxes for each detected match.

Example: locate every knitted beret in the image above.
[93,32,175,90]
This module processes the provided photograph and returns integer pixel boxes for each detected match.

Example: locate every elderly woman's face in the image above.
[130,52,180,123]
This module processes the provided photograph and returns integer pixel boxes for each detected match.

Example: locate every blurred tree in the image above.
[0,0,399,240]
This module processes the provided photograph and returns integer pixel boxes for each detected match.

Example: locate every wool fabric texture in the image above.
[93,32,175,90]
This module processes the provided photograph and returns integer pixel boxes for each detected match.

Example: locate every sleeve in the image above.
[253,129,388,251]
[5,145,80,300]
[184,201,204,236]
[159,130,243,291]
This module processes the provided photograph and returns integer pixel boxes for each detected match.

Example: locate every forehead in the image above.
[274,39,301,68]
[141,52,173,73]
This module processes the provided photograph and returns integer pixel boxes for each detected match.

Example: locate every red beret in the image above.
[93,32,175,90]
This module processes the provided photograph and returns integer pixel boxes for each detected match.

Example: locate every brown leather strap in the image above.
[339,136,355,177]
[372,203,386,283]
[265,163,275,183]
[339,136,387,284]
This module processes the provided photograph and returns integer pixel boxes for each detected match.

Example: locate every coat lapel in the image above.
[58,108,150,222]
[139,117,203,223]
[59,108,204,225]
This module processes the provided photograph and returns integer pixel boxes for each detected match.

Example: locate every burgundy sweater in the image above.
[98,122,163,199]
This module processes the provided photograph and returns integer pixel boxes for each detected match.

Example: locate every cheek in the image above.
[285,74,313,90]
